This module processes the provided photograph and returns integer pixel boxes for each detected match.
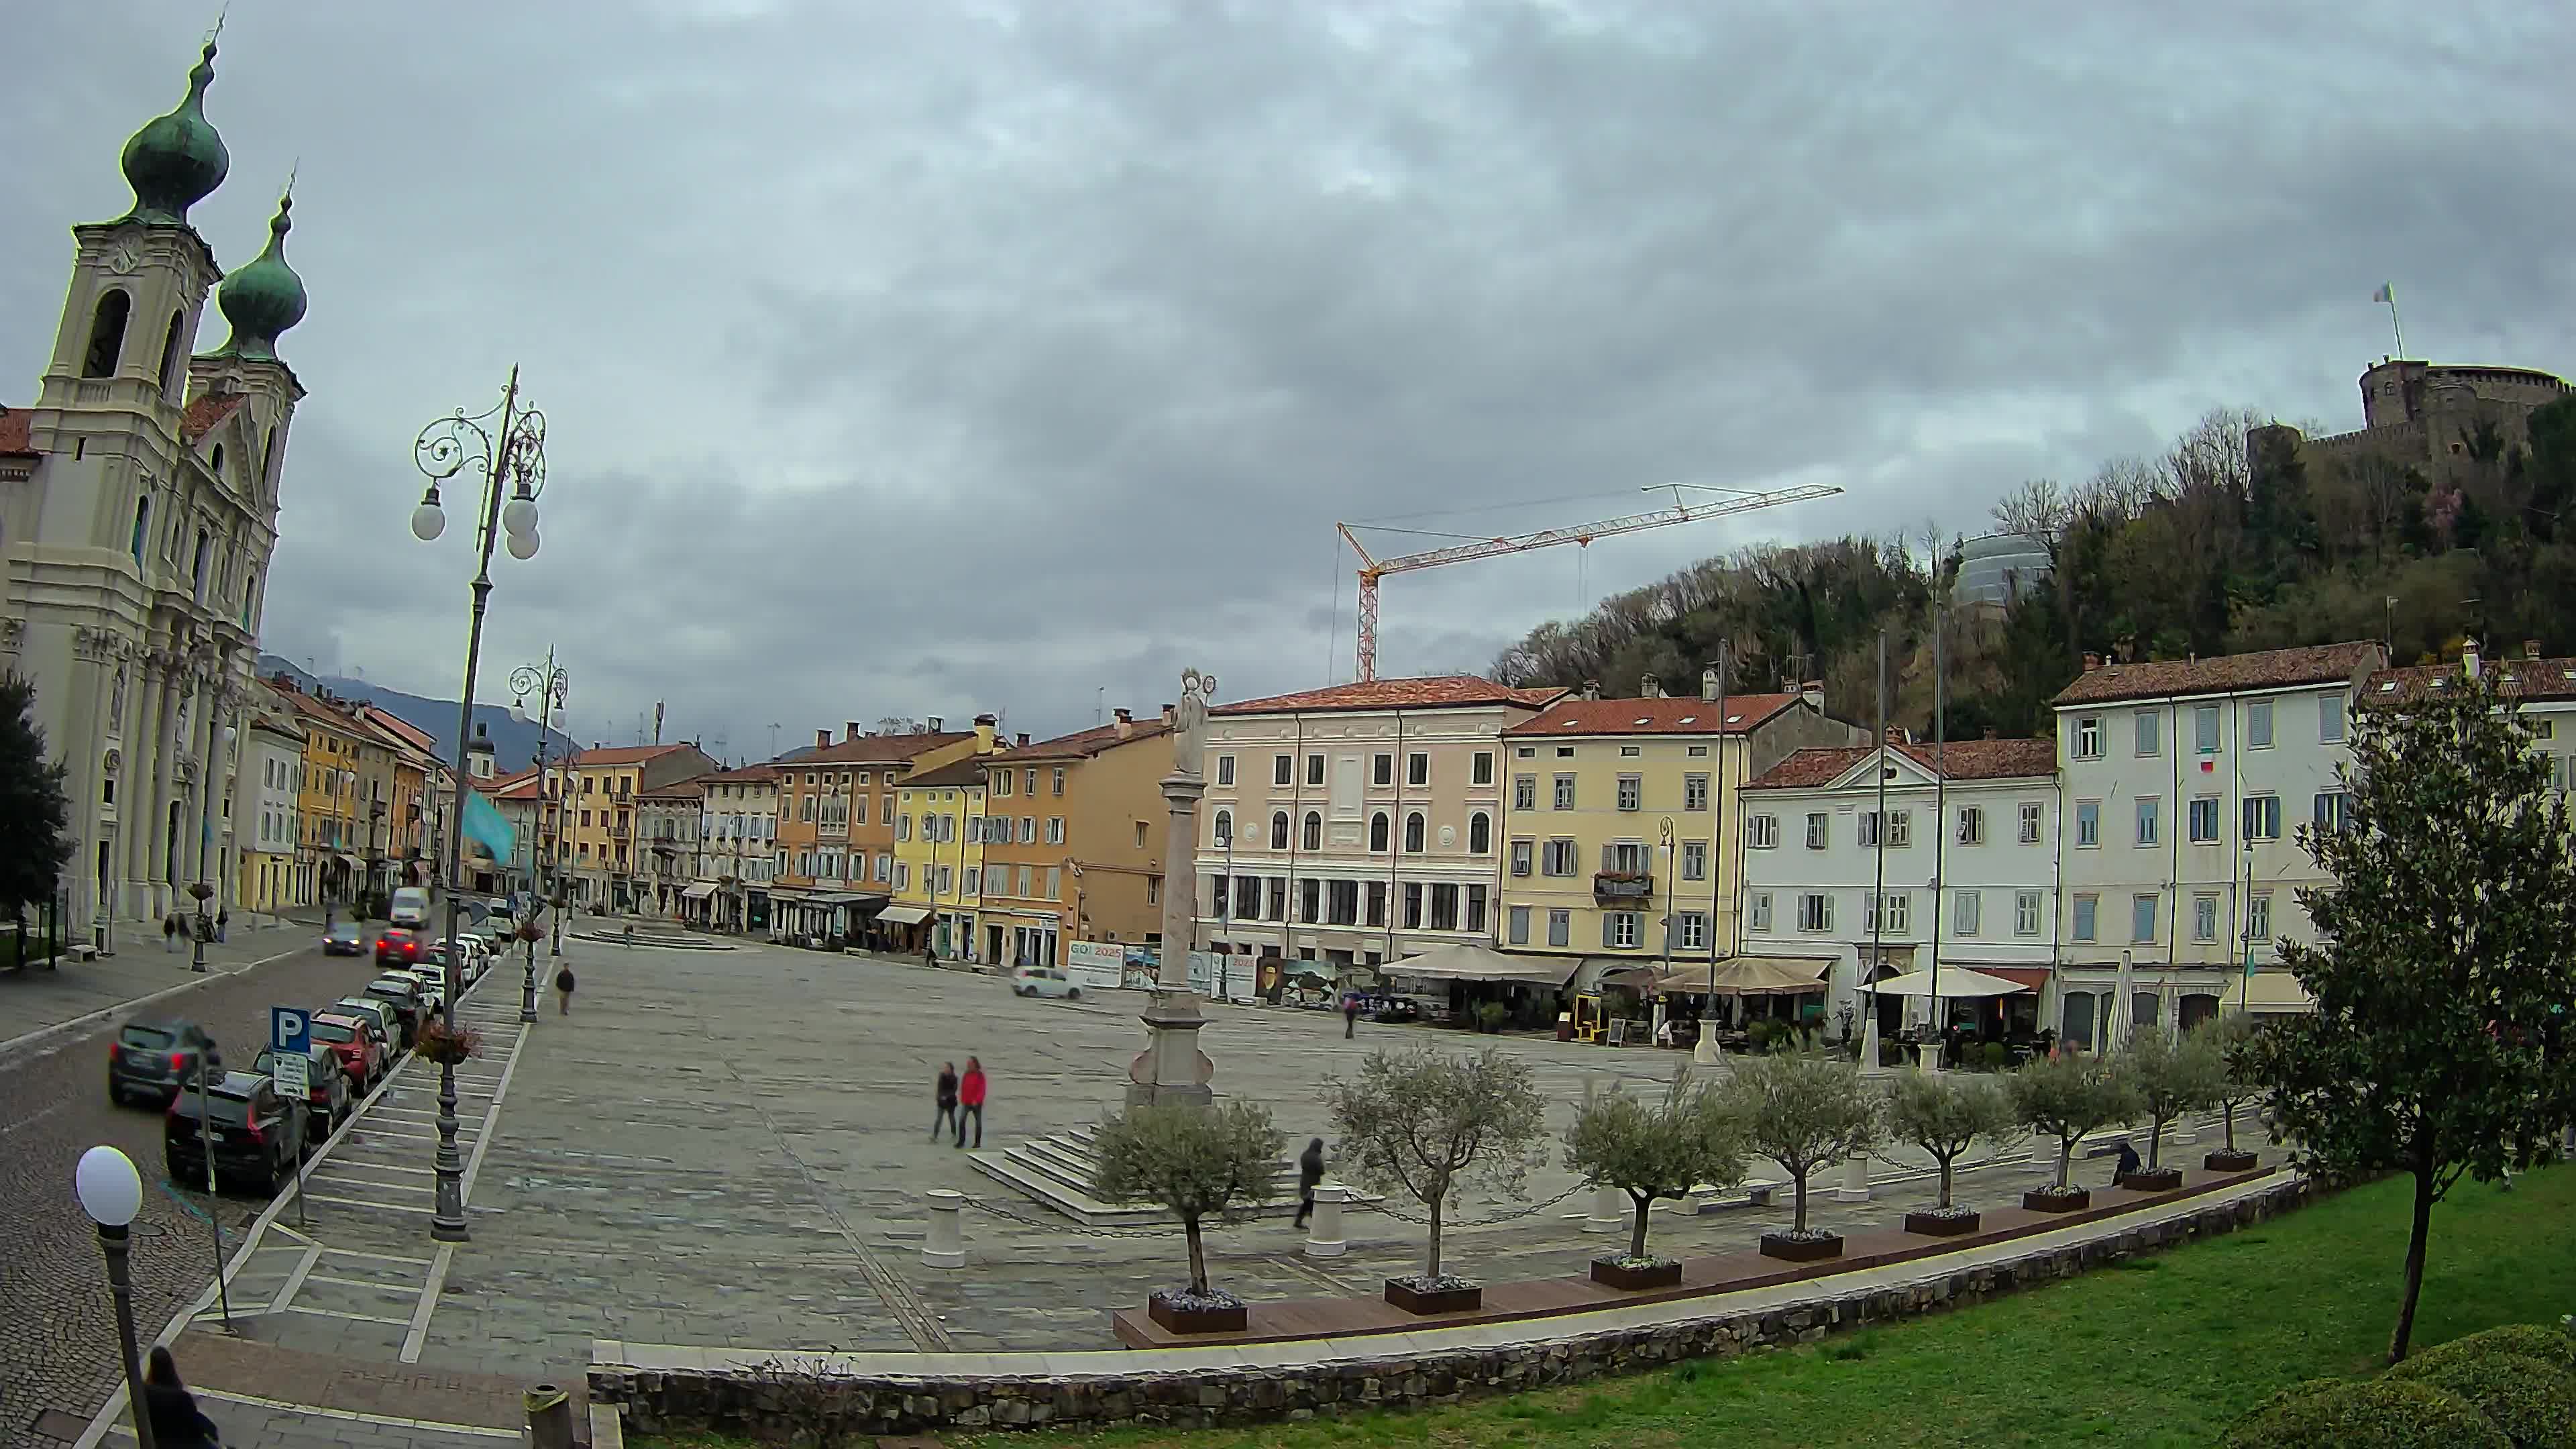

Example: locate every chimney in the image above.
[1884,724,1906,745]
[926,716,943,733]
[973,713,997,751]
[2526,639,2543,661]
[1640,673,1662,698]
[1799,679,1825,712]
[845,720,862,743]
[1161,702,1176,728]
[1700,667,1720,702]
[816,728,830,749]
[1581,679,1602,701]
[1014,731,1030,747]
[1983,727,1998,741]
[2082,652,2102,673]
[2463,637,2481,680]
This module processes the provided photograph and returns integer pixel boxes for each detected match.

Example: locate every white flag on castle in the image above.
[2373,282,2394,304]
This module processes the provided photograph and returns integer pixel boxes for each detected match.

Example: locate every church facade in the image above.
[0,38,311,937]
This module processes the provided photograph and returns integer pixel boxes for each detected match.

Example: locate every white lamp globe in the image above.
[502,497,539,539]
[75,1144,143,1227]
[411,501,446,542]
[504,528,539,561]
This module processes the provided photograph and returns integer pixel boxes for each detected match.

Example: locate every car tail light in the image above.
[170,1051,186,1071]
[246,1120,264,1144]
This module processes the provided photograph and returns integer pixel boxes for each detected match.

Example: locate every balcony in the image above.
[1593,871,1654,902]
[608,824,631,840]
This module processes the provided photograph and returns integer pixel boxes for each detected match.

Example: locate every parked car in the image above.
[107,1016,221,1108]
[252,1044,350,1146]
[331,997,402,1060]
[321,921,367,957]
[383,968,445,1016]
[164,1071,299,1194]
[1009,965,1082,1000]
[360,977,425,1049]
[308,1011,385,1093]
[374,928,423,967]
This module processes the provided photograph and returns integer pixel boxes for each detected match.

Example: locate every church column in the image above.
[148,658,189,908]
[125,656,166,913]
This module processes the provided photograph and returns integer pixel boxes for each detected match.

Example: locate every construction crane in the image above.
[1338,482,1844,682]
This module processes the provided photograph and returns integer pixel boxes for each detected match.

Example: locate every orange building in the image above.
[973,707,1174,968]
[768,716,996,945]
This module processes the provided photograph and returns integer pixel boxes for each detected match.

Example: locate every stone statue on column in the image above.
[1127,667,1218,1110]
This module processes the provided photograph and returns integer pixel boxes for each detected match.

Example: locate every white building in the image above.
[2049,641,2383,1046]
[0,40,309,936]
[234,707,303,912]
[1740,736,2061,1039]
[693,763,780,931]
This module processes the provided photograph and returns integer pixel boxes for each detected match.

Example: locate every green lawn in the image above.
[642,1164,2573,1449]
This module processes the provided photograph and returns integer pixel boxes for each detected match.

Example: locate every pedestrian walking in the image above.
[2114,1140,2142,1178]
[143,1344,223,1448]
[1292,1136,1326,1229]
[161,913,178,953]
[555,963,576,1016]
[923,943,938,969]
[955,1057,987,1148]
[215,906,229,943]
[1343,995,1360,1039]
[622,922,635,950]
[932,1061,959,1140]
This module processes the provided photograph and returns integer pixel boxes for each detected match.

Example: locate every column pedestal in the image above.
[1125,990,1214,1110]
[1832,1152,1872,1203]
[1585,1184,1624,1234]
[1303,1184,1348,1258]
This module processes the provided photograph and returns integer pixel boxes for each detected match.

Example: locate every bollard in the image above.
[525,1383,575,1449]
[1832,1151,1872,1203]
[1585,1183,1623,1233]
[1303,1183,1348,1258]
[923,1189,966,1269]
[2172,1121,2200,1147]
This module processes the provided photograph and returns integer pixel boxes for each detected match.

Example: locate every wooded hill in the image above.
[1488,394,2576,740]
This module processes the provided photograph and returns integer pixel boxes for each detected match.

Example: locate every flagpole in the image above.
[2377,282,2406,358]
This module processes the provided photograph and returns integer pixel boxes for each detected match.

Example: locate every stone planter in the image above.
[1589,1256,1683,1291]
[1758,1232,1844,1263]
[1145,1291,1247,1335]
[2023,1186,2091,1213]
[1902,1209,1982,1237]
[1383,1278,1481,1316]
[2204,1148,2261,1173]
[2115,1167,2185,1193]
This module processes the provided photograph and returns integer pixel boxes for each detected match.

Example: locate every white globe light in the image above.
[74,1144,143,1226]
[502,498,539,538]
[505,527,539,561]
[411,502,446,542]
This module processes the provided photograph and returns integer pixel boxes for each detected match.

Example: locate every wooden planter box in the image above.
[1589,1257,1684,1291]
[1383,1279,1482,1316]
[2116,1167,2185,1192]
[2204,1149,2260,1173]
[1902,1210,1982,1237]
[2023,1186,2091,1213]
[1145,1293,1246,1335]
[1758,1232,1844,1263]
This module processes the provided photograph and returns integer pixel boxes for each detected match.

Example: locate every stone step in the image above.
[968,1128,1361,1228]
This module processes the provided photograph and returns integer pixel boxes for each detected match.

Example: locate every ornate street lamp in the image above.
[74,1145,156,1449]
[510,652,568,1023]
[410,368,547,1243]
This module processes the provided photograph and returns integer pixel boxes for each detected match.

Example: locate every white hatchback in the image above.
[1009,966,1081,1000]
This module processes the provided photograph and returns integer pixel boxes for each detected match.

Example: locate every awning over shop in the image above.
[877,904,932,926]
[1868,966,2025,998]
[335,853,365,871]
[1382,943,1579,987]
[1661,955,1836,996]
[808,892,883,908]
[2234,970,2316,1014]
[680,882,719,900]
[1972,966,2053,994]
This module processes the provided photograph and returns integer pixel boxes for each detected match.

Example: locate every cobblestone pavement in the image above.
[0,927,454,1448]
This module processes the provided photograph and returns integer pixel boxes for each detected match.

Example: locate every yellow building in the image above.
[557,743,718,912]
[274,684,367,906]
[890,755,993,959]
[770,716,996,945]
[1495,684,1862,981]
[236,707,307,914]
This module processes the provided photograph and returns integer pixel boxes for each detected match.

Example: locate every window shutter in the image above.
[1601,912,1615,948]
[1599,842,1614,872]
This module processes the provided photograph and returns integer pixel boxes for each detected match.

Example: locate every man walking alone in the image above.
[1293,1136,1326,1229]
[932,1061,959,1140]
[955,1057,987,1148]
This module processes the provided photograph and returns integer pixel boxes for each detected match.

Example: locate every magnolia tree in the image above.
[1884,1069,2017,1212]
[1721,1049,1883,1237]
[2243,665,2576,1363]
[1324,1046,1548,1285]
[2007,1052,2138,1193]
[1562,1067,1748,1262]
[2124,1029,2225,1170]
[1093,1102,1286,1301]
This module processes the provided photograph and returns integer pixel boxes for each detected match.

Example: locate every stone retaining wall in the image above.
[592,1178,2308,1439]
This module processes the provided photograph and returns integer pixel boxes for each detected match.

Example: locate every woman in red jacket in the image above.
[955,1057,987,1148]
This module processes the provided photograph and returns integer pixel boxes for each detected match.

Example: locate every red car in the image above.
[374,928,423,966]
[307,1010,384,1092]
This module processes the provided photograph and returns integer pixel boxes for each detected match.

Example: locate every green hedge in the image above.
[2392,1324,2576,1379]
[2384,1353,2576,1448]
[2222,1378,2510,1448]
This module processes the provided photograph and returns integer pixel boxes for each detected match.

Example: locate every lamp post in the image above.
[75,1145,157,1449]
[411,368,549,1243]
[511,653,568,1024]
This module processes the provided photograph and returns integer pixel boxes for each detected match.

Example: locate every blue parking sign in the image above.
[270,1006,310,1055]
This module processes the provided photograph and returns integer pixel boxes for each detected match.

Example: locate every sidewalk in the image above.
[0,913,318,1055]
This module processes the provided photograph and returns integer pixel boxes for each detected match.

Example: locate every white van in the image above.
[389,886,432,928]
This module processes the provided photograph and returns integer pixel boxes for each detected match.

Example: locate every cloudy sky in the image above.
[7,2,2571,758]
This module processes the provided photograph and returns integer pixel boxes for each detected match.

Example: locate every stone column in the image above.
[1302,1183,1348,1258]
[1585,1184,1623,1234]
[1832,1150,1872,1203]
[124,658,163,904]
[1126,669,1217,1110]
[922,1189,965,1269]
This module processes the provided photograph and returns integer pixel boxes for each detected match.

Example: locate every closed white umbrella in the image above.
[2112,950,2135,1053]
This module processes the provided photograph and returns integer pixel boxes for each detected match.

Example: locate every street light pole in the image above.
[511,653,567,1024]
[411,368,549,1243]
[76,1146,157,1449]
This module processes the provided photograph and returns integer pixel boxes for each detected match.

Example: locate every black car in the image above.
[361,976,425,1049]
[164,1071,298,1193]
[321,921,367,956]
[108,1016,221,1108]
[252,1044,350,1146]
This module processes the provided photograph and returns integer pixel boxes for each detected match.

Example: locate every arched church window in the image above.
[158,311,186,397]
[192,528,211,600]
[129,498,150,567]
[210,444,225,481]
[83,290,131,378]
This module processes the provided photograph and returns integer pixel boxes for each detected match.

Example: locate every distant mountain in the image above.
[256,655,576,775]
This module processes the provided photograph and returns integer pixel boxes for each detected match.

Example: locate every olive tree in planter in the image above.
[1721,1049,1883,1262]
[1324,1045,1548,1315]
[2006,1052,2138,1212]
[2200,1016,2266,1172]
[2120,1028,2224,1189]
[1562,1067,1746,1289]
[1092,1101,1286,1334]
[1884,1068,2017,1236]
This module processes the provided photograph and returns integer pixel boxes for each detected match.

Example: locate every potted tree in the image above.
[2120,1029,2222,1190]
[1562,1068,1746,1289]
[1722,1049,1883,1262]
[1885,1068,2017,1236]
[1093,1102,1286,1334]
[2200,1016,2265,1172]
[2007,1052,2138,1212]
[1324,1046,1548,1314]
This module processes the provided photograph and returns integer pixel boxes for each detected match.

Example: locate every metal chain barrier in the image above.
[1358,1181,1586,1228]
[956,1193,1206,1240]
[957,1180,1587,1237]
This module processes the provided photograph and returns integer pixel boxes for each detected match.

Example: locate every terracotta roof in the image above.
[901,756,992,791]
[1503,694,1803,737]
[566,743,689,766]
[989,718,1172,761]
[700,764,780,784]
[1213,676,1566,716]
[180,392,247,442]
[1746,738,2057,791]
[488,773,545,802]
[2369,655,2576,705]
[356,706,439,762]
[785,731,975,765]
[2049,642,2383,706]
[0,407,33,457]
[639,779,708,799]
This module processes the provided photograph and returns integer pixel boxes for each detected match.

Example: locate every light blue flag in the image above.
[461,788,516,863]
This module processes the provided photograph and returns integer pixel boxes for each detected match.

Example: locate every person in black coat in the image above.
[144,1344,221,1448]
[1292,1137,1326,1228]
[932,1061,959,1140]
